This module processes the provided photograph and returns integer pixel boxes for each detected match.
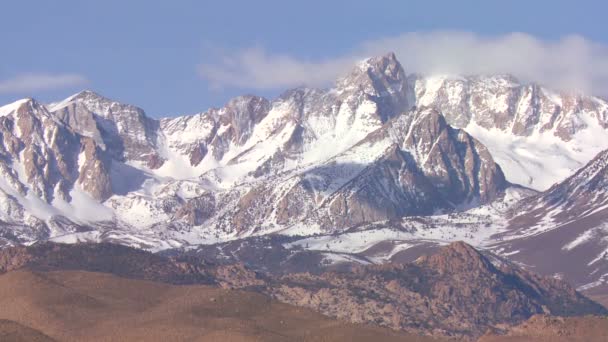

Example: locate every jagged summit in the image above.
[52,89,146,115]
[69,89,105,100]
[49,89,111,111]
[356,51,401,72]
[0,97,47,117]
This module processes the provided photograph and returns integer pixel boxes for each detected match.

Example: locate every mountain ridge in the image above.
[0,53,606,301]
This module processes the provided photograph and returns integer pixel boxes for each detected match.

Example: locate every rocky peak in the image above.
[222,95,269,117]
[69,89,106,102]
[0,98,31,117]
[61,90,143,118]
[469,73,521,87]
[339,52,405,91]
[50,91,162,167]
[361,52,405,83]
[417,241,496,274]
[398,107,507,204]
[4,98,57,128]
[336,52,411,122]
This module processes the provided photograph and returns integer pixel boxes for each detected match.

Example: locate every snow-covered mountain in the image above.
[414,73,608,190]
[0,52,607,255]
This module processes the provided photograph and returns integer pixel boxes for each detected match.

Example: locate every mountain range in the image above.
[1,52,608,310]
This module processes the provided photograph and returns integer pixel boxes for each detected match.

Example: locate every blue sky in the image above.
[1,0,607,117]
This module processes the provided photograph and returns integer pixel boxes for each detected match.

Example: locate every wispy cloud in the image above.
[198,31,608,96]
[0,73,88,94]
[198,47,358,90]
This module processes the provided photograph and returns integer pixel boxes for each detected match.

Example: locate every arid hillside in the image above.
[0,269,433,342]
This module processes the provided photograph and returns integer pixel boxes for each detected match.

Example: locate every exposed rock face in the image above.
[173,194,216,226]
[51,91,162,168]
[77,137,112,201]
[412,74,608,189]
[160,95,271,166]
[223,106,507,232]
[0,242,215,284]
[1,100,79,202]
[327,107,506,221]
[336,52,414,122]
[0,98,113,207]
[413,74,608,141]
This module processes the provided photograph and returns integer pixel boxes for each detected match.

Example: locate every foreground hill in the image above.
[266,241,607,339]
[0,241,604,340]
[0,270,427,342]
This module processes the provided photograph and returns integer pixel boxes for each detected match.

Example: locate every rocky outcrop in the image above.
[173,193,216,226]
[160,95,271,167]
[324,107,506,226]
[0,242,215,284]
[270,242,606,339]
[77,137,112,201]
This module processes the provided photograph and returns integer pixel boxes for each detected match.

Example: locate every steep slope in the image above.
[0,98,116,242]
[488,148,608,298]
[49,90,162,168]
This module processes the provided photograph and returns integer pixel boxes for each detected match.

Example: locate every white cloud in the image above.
[198,47,358,90]
[198,31,608,96]
[0,73,88,94]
